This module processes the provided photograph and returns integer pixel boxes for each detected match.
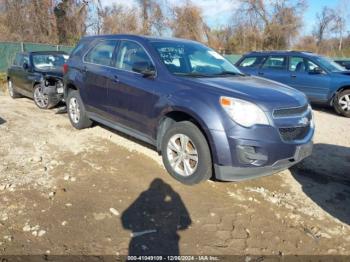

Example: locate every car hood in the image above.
[182,75,308,111]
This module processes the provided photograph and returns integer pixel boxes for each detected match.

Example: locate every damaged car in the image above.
[7,51,69,109]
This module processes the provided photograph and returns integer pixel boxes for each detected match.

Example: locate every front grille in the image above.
[273,104,308,118]
[279,124,310,141]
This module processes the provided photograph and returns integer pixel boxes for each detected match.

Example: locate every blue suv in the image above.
[64,35,314,185]
[236,51,350,117]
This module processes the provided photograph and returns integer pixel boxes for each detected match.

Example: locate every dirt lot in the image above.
[0,91,350,258]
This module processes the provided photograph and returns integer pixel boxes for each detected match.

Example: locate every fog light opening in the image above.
[237,145,268,166]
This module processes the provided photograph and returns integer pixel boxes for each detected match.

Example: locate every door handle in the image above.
[113,75,120,83]
[258,72,264,76]
[82,66,88,73]
[291,74,297,78]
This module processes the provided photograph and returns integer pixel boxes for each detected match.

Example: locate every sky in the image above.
[100,0,349,35]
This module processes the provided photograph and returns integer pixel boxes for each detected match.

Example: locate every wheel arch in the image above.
[156,109,216,163]
[331,85,350,105]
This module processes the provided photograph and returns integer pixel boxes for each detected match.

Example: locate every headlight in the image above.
[220,96,269,127]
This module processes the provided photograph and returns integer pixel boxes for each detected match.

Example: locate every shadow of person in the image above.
[290,143,350,225]
[121,178,192,256]
[0,116,5,125]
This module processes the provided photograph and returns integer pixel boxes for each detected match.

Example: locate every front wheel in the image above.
[67,90,92,129]
[334,90,350,117]
[7,80,21,98]
[33,84,57,109]
[161,121,212,185]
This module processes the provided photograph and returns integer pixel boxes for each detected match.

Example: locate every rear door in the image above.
[236,55,266,76]
[11,54,30,93]
[258,55,289,84]
[82,39,119,117]
[286,56,331,102]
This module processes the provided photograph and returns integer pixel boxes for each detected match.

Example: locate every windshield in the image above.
[151,41,243,77]
[32,54,69,69]
[314,56,346,73]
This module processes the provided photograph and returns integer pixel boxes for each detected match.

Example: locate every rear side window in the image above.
[262,56,287,70]
[238,56,266,68]
[114,41,153,72]
[84,40,117,66]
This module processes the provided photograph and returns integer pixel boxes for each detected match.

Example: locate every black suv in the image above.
[7,51,68,109]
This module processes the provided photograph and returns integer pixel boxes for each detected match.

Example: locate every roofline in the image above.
[81,34,200,44]
[246,50,314,55]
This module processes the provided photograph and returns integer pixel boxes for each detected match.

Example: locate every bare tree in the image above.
[170,1,207,42]
[313,7,337,48]
[136,0,165,35]
[54,0,89,45]
[234,0,306,50]
[99,4,140,35]
[0,0,57,43]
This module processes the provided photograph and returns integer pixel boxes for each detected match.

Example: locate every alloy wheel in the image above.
[339,94,350,111]
[8,80,14,97]
[69,97,80,124]
[166,134,199,177]
[34,86,49,108]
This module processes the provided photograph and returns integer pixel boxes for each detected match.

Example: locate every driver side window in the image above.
[115,41,153,73]
[306,59,319,72]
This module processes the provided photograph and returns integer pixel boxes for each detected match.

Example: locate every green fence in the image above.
[0,41,74,72]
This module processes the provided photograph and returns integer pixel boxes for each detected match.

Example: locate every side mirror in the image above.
[132,62,156,78]
[309,67,323,75]
[22,62,29,71]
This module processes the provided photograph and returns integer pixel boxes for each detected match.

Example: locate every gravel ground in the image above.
[0,93,349,258]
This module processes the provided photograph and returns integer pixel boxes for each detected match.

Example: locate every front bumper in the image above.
[43,86,64,104]
[214,141,313,181]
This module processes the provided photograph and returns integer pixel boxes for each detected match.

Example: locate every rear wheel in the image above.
[161,121,212,185]
[7,79,21,98]
[67,90,92,129]
[334,90,350,117]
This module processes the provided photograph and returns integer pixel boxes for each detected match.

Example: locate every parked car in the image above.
[236,51,350,117]
[334,59,350,70]
[64,35,314,185]
[7,51,69,109]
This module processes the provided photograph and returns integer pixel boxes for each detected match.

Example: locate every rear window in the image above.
[238,56,266,68]
[262,56,287,70]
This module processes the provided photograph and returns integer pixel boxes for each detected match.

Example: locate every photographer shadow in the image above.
[0,116,6,125]
[121,178,192,256]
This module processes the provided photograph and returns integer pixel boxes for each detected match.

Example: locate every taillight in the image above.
[63,63,68,74]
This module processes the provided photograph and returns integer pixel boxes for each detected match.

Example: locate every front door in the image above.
[286,56,331,102]
[108,40,158,137]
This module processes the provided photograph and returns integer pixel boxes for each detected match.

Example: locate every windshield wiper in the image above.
[214,71,245,76]
[173,72,212,77]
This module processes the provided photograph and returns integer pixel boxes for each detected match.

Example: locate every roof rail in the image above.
[248,50,314,53]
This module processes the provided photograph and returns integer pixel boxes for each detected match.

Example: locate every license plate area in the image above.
[56,87,64,94]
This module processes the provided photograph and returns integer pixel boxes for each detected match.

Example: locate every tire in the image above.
[33,84,57,110]
[66,89,92,129]
[7,79,21,98]
[334,89,350,117]
[161,121,212,185]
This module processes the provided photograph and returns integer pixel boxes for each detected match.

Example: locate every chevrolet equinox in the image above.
[63,35,314,185]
